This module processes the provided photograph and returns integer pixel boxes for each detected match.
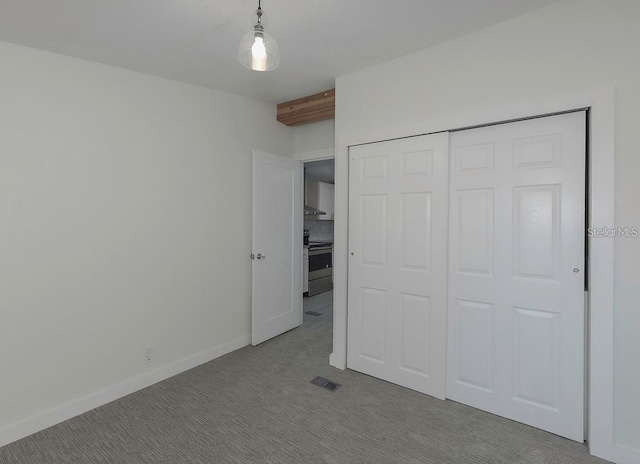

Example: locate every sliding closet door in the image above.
[348,133,449,399]
[447,112,586,441]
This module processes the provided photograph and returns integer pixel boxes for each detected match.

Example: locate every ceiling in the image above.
[305,159,334,184]
[0,0,561,103]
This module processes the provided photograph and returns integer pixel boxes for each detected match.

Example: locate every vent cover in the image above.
[311,376,341,392]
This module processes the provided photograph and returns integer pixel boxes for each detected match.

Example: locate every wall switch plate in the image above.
[144,346,154,364]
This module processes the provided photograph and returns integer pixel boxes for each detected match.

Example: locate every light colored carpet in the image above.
[303,289,333,333]
[0,326,609,464]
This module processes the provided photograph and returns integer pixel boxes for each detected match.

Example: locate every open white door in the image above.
[347,133,449,399]
[252,150,303,346]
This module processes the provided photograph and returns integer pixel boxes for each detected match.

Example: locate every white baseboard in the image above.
[0,334,251,448]
[595,444,640,464]
[329,352,345,370]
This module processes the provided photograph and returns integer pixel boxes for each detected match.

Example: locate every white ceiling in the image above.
[0,0,561,103]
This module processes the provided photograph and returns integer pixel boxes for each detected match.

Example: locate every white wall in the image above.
[0,41,294,442]
[293,119,335,157]
[334,0,639,461]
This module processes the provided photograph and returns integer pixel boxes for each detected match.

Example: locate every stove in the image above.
[308,241,333,249]
[307,242,333,296]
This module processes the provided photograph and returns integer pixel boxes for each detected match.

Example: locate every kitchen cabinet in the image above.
[306,181,334,220]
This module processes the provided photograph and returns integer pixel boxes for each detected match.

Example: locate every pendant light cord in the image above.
[256,0,263,25]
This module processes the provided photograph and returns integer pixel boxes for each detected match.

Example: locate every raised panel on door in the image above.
[362,155,388,180]
[454,299,494,394]
[455,189,494,276]
[513,134,561,170]
[401,192,431,271]
[348,132,449,400]
[402,149,434,177]
[399,293,431,375]
[512,306,561,411]
[359,288,387,363]
[447,112,586,442]
[360,194,388,267]
[513,185,560,281]
[455,142,494,175]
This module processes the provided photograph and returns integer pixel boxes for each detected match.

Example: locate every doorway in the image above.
[303,158,335,335]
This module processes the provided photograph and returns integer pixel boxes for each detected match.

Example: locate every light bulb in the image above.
[252,36,266,59]
[251,36,267,71]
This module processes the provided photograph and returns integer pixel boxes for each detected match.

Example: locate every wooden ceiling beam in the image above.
[277,88,335,126]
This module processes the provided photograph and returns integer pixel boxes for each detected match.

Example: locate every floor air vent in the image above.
[311,376,341,392]
[305,311,322,316]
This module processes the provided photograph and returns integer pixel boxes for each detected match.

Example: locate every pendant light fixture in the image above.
[238,0,279,72]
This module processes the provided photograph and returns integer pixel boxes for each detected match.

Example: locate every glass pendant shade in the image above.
[238,7,279,72]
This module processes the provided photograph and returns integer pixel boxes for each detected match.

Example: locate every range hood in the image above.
[304,181,333,220]
[304,204,326,216]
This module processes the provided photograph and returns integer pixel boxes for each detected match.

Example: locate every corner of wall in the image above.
[0,334,250,449]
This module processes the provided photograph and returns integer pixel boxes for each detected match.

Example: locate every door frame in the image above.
[293,147,336,323]
[332,88,615,460]
[294,148,335,163]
